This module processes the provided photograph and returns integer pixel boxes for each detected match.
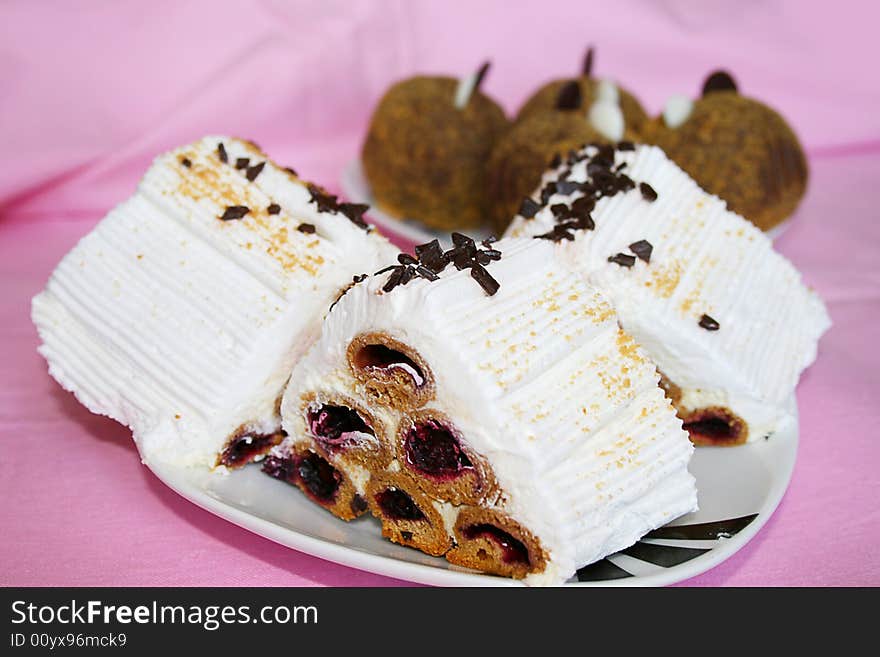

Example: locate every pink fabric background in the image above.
[1,0,878,586]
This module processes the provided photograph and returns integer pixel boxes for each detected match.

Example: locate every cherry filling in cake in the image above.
[404,419,473,479]
[297,452,343,502]
[352,343,425,387]
[462,524,530,565]
[217,431,285,468]
[376,487,426,521]
[307,403,374,449]
[261,454,297,485]
[682,407,746,445]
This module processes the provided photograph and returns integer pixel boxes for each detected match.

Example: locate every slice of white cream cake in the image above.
[32,136,399,470]
[505,143,830,446]
[263,235,697,584]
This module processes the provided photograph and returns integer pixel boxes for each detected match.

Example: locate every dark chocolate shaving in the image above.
[608,253,636,267]
[617,140,635,151]
[555,80,582,110]
[380,233,502,295]
[699,314,720,331]
[235,157,250,170]
[629,240,653,263]
[267,203,281,215]
[245,161,265,182]
[338,202,370,230]
[549,153,562,169]
[555,180,581,195]
[219,205,250,221]
[297,223,316,234]
[180,157,192,168]
[217,142,228,163]
[304,183,370,230]
[519,197,541,219]
[414,239,447,273]
[284,166,298,176]
[639,182,658,202]
[582,46,594,76]
[470,264,500,296]
[702,70,738,96]
[536,225,577,242]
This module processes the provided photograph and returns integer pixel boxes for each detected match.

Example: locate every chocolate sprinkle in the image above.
[297,223,316,234]
[217,142,228,163]
[304,183,370,230]
[235,157,250,170]
[329,274,369,313]
[702,70,738,96]
[608,253,636,268]
[582,46,594,76]
[629,239,653,263]
[699,314,720,331]
[549,153,562,169]
[536,225,577,242]
[555,80,582,110]
[180,157,192,168]
[267,203,281,215]
[519,197,541,219]
[338,202,370,230]
[555,180,581,195]
[529,142,664,245]
[380,233,502,295]
[414,239,447,273]
[284,166,298,176]
[219,205,250,221]
[470,264,500,296]
[245,161,265,181]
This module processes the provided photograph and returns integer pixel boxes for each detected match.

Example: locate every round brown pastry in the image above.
[515,47,649,137]
[485,109,604,234]
[361,62,508,231]
[650,70,808,231]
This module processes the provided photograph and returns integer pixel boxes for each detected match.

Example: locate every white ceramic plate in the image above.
[146,399,797,587]
[340,158,791,245]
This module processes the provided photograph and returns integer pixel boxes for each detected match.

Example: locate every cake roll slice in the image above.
[32,136,398,470]
[505,143,830,445]
[269,235,697,584]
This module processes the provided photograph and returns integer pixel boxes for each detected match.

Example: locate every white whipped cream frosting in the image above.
[31,136,399,470]
[280,236,697,585]
[505,144,831,440]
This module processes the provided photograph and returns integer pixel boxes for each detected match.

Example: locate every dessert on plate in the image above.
[32,136,398,470]
[361,62,509,232]
[263,234,698,584]
[516,46,649,137]
[645,70,808,232]
[505,142,830,445]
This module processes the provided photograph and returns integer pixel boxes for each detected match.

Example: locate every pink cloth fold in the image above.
[1,0,878,586]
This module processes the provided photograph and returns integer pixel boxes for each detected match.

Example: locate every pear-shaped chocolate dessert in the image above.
[362,62,508,231]
[650,71,808,231]
[516,47,649,138]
